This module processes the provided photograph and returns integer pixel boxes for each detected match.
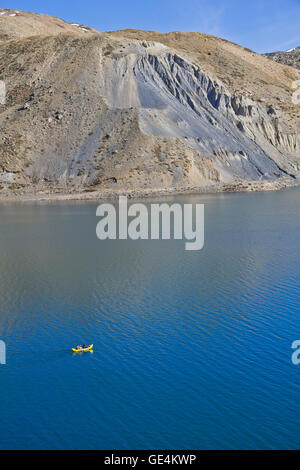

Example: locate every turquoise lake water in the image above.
[0,187,300,449]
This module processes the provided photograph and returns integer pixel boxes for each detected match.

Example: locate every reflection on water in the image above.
[0,188,300,449]
[8,350,71,370]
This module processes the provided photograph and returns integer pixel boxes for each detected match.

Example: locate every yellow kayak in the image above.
[72,344,93,353]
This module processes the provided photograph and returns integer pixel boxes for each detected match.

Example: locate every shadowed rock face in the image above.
[0,10,299,195]
[265,47,300,71]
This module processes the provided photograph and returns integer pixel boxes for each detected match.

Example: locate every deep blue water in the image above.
[0,187,300,450]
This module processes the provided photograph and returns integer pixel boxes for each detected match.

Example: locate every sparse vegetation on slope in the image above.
[0,9,299,199]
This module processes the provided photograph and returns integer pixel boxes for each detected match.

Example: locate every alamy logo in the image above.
[291,340,300,365]
[0,340,6,365]
[96,196,204,250]
[0,80,5,105]
[292,80,300,105]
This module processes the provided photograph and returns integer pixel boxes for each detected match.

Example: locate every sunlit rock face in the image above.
[0,9,299,195]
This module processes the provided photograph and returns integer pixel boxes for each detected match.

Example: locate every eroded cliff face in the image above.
[0,10,299,196]
[101,47,299,180]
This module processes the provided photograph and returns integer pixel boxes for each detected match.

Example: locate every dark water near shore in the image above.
[0,188,300,450]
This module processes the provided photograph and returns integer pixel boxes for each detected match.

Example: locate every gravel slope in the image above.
[0,9,299,198]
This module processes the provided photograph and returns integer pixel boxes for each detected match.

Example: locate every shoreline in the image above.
[0,178,298,203]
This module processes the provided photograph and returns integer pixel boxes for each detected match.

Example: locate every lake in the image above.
[0,187,300,450]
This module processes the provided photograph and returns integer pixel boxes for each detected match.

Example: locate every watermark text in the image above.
[96,196,204,251]
[292,80,300,105]
[0,340,6,365]
[0,80,5,105]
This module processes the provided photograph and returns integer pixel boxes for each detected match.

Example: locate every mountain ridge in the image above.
[0,9,299,199]
[264,46,300,71]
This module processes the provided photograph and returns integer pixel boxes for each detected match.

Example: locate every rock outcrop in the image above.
[265,47,300,71]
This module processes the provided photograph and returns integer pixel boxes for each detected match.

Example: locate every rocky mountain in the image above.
[264,47,300,70]
[0,8,299,198]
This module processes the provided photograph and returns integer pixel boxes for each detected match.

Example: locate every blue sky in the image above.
[3,0,300,52]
